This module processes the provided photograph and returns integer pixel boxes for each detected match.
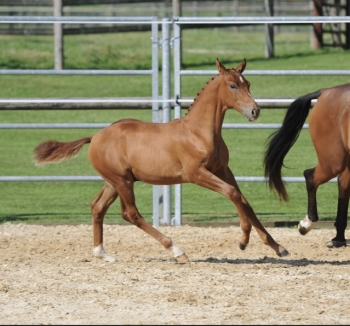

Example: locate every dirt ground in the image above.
[1,222,350,325]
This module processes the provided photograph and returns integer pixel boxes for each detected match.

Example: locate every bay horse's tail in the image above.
[33,137,92,166]
[263,89,322,202]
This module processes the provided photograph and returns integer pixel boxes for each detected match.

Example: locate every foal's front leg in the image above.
[215,168,252,250]
[194,166,289,257]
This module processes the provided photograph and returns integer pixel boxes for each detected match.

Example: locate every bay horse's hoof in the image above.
[298,216,314,236]
[239,242,247,251]
[175,254,190,263]
[331,239,347,248]
[298,222,310,236]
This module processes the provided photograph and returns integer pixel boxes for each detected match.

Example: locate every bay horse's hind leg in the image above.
[116,179,189,263]
[299,163,347,238]
[332,168,350,247]
[298,167,320,235]
[91,182,118,262]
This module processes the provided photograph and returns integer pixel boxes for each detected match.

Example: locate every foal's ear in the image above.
[216,58,228,75]
[235,58,247,74]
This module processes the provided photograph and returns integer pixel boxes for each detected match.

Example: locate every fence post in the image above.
[346,0,350,49]
[53,0,64,69]
[311,0,323,49]
[265,0,274,58]
[161,18,172,226]
[172,0,183,68]
[152,17,161,227]
[173,20,182,226]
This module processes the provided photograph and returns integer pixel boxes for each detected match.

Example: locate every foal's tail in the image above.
[263,89,322,202]
[33,137,92,166]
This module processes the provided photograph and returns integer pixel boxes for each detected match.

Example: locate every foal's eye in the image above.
[230,84,237,89]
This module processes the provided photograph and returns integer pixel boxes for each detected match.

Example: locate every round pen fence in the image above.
[1,15,349,226]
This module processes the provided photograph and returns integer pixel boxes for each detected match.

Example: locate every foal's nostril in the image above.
[252,108,260,119]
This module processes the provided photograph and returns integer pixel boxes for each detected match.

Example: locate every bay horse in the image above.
[264,83,350,247]
[33,58,289,263]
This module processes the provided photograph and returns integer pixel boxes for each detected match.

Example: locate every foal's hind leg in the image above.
[115,179,189,263]
[332,168,350,247]
[91,182,118,262]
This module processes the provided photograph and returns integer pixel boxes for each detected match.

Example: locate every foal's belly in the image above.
[129,154,186,185]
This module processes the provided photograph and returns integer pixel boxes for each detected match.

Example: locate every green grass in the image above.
[0,28,347,225]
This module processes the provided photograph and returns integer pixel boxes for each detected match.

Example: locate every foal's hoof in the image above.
[175,254,190,264]
[239,242,247,251]
[277,248,290,257]
[93,246,117,263]
[95,254,117,263]
[93,256,117,263]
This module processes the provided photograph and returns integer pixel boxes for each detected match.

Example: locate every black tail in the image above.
[263,90,322,202]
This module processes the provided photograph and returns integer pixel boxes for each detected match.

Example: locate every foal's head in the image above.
[216,58,260,121]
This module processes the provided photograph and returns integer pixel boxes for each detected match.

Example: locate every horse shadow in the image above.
[189,254,350,266]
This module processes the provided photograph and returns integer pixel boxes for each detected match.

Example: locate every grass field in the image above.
[0,27,348,225]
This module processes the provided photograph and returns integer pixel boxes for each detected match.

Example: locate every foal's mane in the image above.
[185,68,236,115]
[186,74,218,115]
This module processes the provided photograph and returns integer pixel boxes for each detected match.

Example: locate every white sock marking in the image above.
[300,215,315,231]
[169,243,185,258]
[93,244,117,263]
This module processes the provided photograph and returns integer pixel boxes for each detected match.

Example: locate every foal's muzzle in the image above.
[245,107,260,121]
[252,108,260,120]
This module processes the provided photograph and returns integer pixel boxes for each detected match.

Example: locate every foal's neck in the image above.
[184,75,226,133]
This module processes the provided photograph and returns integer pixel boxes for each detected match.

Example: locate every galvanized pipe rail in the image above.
[3,14,345,24]
[0,97,322,110]
[0,175,338,183]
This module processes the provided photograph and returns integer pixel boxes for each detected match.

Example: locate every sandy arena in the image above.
[1,222,350,325]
